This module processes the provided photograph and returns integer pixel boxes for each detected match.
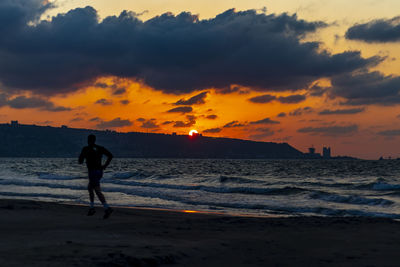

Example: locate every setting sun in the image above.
[189,129,198,136]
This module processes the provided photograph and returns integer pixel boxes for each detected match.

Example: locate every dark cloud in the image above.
[277,94,306,104]
[70,117,83,122]
[1,95,71,112]
[289,107,313,116]
[216,86,249,95]
[89,117,101,122]
[136,118,146,122]
[120,99,130,105]
[377,129,400,137]
[223,121,246,128]
[173,115,196,128]
[162,121,173,125]
[297,125,358,136]
[167,106,193,114]
[203,127,222,133]
[112,88,126,95]
[95,98,113,106]
[94,82,108,88]
[308,84,328,97]
[0,3,380,95]
[140,119,159,129]
[174,91,208,105]
[248,94,276,104]
[249,94,305,104]
[249,128,275,140]
[206,114,218,120]
[346,17,400,43]
[319,108,365,115]
[328,71,400,106]
[250,117,280,125]
[96,117,133,129]
[173,121,195,128]
[277,112,286,117]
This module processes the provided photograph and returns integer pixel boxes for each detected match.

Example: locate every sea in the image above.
[1,158,400,218]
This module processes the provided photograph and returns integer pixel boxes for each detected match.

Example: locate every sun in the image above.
[189,129,198,136]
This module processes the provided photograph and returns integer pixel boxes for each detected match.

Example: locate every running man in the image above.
[79,134,114,218]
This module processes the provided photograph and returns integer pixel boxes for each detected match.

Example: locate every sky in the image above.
[1,0,400,159]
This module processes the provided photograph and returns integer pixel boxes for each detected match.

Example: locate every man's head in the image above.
[88,134,96,146]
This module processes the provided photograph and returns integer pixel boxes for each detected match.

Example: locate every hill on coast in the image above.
[0,123,304,158]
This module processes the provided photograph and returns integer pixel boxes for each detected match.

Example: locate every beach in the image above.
[1,199,400,266]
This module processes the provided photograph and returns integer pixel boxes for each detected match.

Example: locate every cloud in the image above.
[250,117,280,125]
[173,115,196,128]
[173,121,195,128]
[216,86,249,95]
[70,117,83,122]
[377,129,400,137]
[248,94,305,104]
[277,94,306,104]
[319,108,365,115]
[96,117,133,129]
[0,4,381,95]
[249,128,275,140]
[346,17,400,43]
[89,117,101,122]
[95,98,113,106]
[167,106,193,114]
[140,119,159,129]
[223,121,246,128]
[297,125,358,136]
[206,114,218,120]
[248,94,276,104]
[120,99,130,105]
[162,121,173,125]
[1,95,71,112]
[203,127,222,133]
[174,91,208,105]
[136,118,146,122]
[328,71,400,106]
[289,107,313,116]
[277,112,286,117]
[112,88,126,95]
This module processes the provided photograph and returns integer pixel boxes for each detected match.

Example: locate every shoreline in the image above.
[2,198,400,266]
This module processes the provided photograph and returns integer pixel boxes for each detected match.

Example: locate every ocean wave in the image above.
[106,179,310,196]
[310,192,394,206]
[371,182,400,191]
[219,175,261,184]
[0,191,79,199]
[110,170,153,180]
[37,172,83,181]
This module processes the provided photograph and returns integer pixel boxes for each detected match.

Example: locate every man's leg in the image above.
[88,183,95,204]
[87,183,96,215]
[93,185,106,205]
[94,185,113,219]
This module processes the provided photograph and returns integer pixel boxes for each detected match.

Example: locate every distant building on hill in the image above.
[306,146,321,158]
[323,147,331,159]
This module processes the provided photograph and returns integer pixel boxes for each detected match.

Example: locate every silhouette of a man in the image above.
[79,134,113,218]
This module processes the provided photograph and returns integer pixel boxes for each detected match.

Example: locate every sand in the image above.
[1,199,400,266]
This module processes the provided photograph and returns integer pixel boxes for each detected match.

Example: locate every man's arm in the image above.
[102,147,113,170]
[78,147,86,164]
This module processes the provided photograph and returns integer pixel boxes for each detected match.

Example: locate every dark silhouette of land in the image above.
[0,122,305,158]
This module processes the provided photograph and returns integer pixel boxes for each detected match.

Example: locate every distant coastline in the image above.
[0,122,355,159]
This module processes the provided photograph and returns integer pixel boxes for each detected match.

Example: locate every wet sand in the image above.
[1,199,400,266]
